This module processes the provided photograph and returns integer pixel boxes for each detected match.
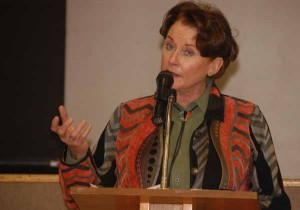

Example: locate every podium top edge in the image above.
[70,187,258,200]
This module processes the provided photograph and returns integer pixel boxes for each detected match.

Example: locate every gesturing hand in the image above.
[51,105,92,159]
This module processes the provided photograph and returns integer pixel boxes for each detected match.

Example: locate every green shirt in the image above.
[168,79,212,189]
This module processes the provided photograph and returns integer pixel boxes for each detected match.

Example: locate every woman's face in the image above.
[161,20,219,94]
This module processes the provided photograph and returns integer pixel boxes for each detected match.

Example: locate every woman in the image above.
[52,1,291,209]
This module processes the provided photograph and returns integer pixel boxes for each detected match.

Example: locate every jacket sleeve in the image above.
[58,106,121,209]
[59,148,100,210]
[249,106,291,210]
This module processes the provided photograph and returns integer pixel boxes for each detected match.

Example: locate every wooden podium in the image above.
[71,187,259,210]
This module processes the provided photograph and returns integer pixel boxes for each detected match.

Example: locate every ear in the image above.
[207,57,224,77]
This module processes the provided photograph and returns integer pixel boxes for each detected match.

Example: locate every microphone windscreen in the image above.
[152,70,174,125]
[155,70,174,101]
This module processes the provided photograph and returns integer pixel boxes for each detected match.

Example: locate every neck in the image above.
[176,83,206,109]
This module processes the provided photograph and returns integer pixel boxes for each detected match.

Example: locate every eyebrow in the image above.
[166,35,196,48]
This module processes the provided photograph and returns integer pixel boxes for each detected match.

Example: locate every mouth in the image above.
[162,69,179,78]
[166,70,179,77]
[171,72,179,77]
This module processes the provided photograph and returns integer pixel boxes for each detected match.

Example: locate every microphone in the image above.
[152,70,175,125]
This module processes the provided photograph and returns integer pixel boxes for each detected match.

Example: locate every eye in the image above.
[165,42,174,51]
[183,49,194,57]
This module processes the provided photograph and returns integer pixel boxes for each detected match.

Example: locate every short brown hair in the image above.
[160,1,238,79]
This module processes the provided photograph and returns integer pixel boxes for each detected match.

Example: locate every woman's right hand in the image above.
[51,105,92,160]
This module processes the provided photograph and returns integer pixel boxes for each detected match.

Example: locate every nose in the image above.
[168,50,179,68]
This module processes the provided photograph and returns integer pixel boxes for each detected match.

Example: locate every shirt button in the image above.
[175,178,180,183]
[191,167,198,175]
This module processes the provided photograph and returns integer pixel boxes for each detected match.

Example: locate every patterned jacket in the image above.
[59,83,290,210]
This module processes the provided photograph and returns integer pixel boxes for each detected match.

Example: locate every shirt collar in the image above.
[193,78,212,113]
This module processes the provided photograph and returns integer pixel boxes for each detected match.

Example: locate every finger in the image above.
[51,116,60,132]
[69,120,87,140]
[59,105,69,123]
[81,124,92,139]
[67,125,75,134]
[57,117,74,137]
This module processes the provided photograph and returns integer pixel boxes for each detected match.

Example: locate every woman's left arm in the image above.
[249,106,291,210]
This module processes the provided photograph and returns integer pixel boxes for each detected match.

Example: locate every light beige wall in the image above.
[65,0,300,178]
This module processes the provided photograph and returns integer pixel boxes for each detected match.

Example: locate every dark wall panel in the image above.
[0,0,66,173]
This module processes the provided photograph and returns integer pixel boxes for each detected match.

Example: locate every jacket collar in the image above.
[205,82,224,122]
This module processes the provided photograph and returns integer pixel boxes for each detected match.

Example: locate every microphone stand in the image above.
[161,91,176,189]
